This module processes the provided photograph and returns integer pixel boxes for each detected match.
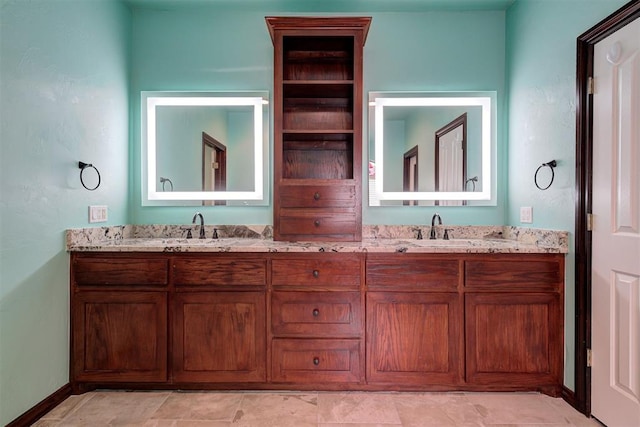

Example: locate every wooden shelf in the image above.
[268,17,369,241]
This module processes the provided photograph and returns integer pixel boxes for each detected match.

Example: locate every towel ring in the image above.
[534,160,557,190]
[160,177,174,191]
[78,161,101,191]
[465,176,478,192]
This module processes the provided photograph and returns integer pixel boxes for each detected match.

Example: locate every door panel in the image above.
[591,15,640,426]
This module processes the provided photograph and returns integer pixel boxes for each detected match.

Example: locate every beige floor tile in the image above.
[317,392,402,425]
[60,391,169,426]
[31,420,62,427]
[142,421,232,427]
[318,424,402,427]
[394,392,485,426]
[540,396,603,427]
[150,392,243,421]
[464,392,569,425]
[231,392,318,427]
[39,394,94,421]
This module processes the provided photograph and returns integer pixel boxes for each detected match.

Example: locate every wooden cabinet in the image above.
[366,255,463,385]
[70,251,563,395]
[365,253,564,395]
[266,17,371,241]
[270,253,364,384]
[70,254,168,384]
[171,255,267,383]
[464,257,564,393]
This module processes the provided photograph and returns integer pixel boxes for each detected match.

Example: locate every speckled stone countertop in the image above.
[66,225,569,254]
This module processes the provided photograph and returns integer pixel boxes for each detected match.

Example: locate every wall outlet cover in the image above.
[89,205,108,223]
[520,206,533,223]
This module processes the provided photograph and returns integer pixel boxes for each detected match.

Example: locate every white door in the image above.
[591,16,640,427]
[438,123,464,206]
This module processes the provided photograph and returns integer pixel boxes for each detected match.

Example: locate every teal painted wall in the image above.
[0,0,131,423]
[129,8,506,226]
[505,0,628,390]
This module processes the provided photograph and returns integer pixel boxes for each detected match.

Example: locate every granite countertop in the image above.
[66,225,569,254]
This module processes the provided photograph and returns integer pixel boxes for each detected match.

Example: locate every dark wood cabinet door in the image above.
[72,291,167,382]
[172,292,266,383]
[366,292,463,385]
[465,292,563,389]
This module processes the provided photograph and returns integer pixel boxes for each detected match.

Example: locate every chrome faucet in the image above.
[192,212,206,239]
[429,213,442,239]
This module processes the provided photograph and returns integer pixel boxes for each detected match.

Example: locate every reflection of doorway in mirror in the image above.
[435,113,466,206]
[403,145,418,206]
[202,132,226,206]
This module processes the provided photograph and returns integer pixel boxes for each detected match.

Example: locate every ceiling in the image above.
[124,0,516,12]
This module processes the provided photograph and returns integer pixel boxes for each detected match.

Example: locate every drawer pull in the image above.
[314,219,321,227]
[312,270,320,278]
[312,308,320,317]
[313,192,321,200]
[313,357,320,366]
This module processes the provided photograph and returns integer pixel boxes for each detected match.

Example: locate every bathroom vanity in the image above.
[68,227,566,397]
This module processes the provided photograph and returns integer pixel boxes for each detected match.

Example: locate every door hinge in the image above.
[587,213,594,231]
[588,77,595,95]
[587,348,593,367]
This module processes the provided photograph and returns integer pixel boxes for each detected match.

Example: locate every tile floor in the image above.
[34,390,603,427]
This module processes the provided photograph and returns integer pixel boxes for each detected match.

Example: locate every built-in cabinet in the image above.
[71,256,168,384]
[170,256,267,383]
[70,251,564,395]
[266,17,370,241]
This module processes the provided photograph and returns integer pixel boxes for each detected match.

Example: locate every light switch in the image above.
[89,205,108,223]
[520,206,533,223]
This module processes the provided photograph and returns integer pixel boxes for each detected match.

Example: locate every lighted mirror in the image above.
[141,91,269,206]
[368,91,496,206]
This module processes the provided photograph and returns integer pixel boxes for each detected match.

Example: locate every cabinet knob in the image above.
[312,269,320,278]
[313,357,320,366]
[312,308,320,317]
[314,219,321,227]
[313,192,321,200]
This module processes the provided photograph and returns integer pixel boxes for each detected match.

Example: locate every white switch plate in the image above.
[89,205,108,223]
[520,206,533,223]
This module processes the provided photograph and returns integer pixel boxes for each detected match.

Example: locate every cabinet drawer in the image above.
[366,255,460,291]
[272,255,361,289]
[272,339,362,383]
[278,211,357,238]
[73,257,168,286]
[280,185,356,208]
[272,291,362,337]
[465,258,563,291]
[172,257,266,287]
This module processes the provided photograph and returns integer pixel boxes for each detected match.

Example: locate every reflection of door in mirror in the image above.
[202,132,226,206]
[402,145,418,206]
[435,113,466,206]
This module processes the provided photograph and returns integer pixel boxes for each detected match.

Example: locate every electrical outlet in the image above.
[520,206,533,223]
[89,205,108,223]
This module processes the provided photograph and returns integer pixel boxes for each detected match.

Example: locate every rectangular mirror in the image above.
[141,91,269,206]
[368,91,496,206]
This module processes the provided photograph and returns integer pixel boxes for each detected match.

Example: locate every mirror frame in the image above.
[141,91,269,205]
[369,91,496,205]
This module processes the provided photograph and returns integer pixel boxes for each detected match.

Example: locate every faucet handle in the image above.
[443,229,453,240]
[181,227,193,239]
[212,228,219,239]
[411,227,423,240]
